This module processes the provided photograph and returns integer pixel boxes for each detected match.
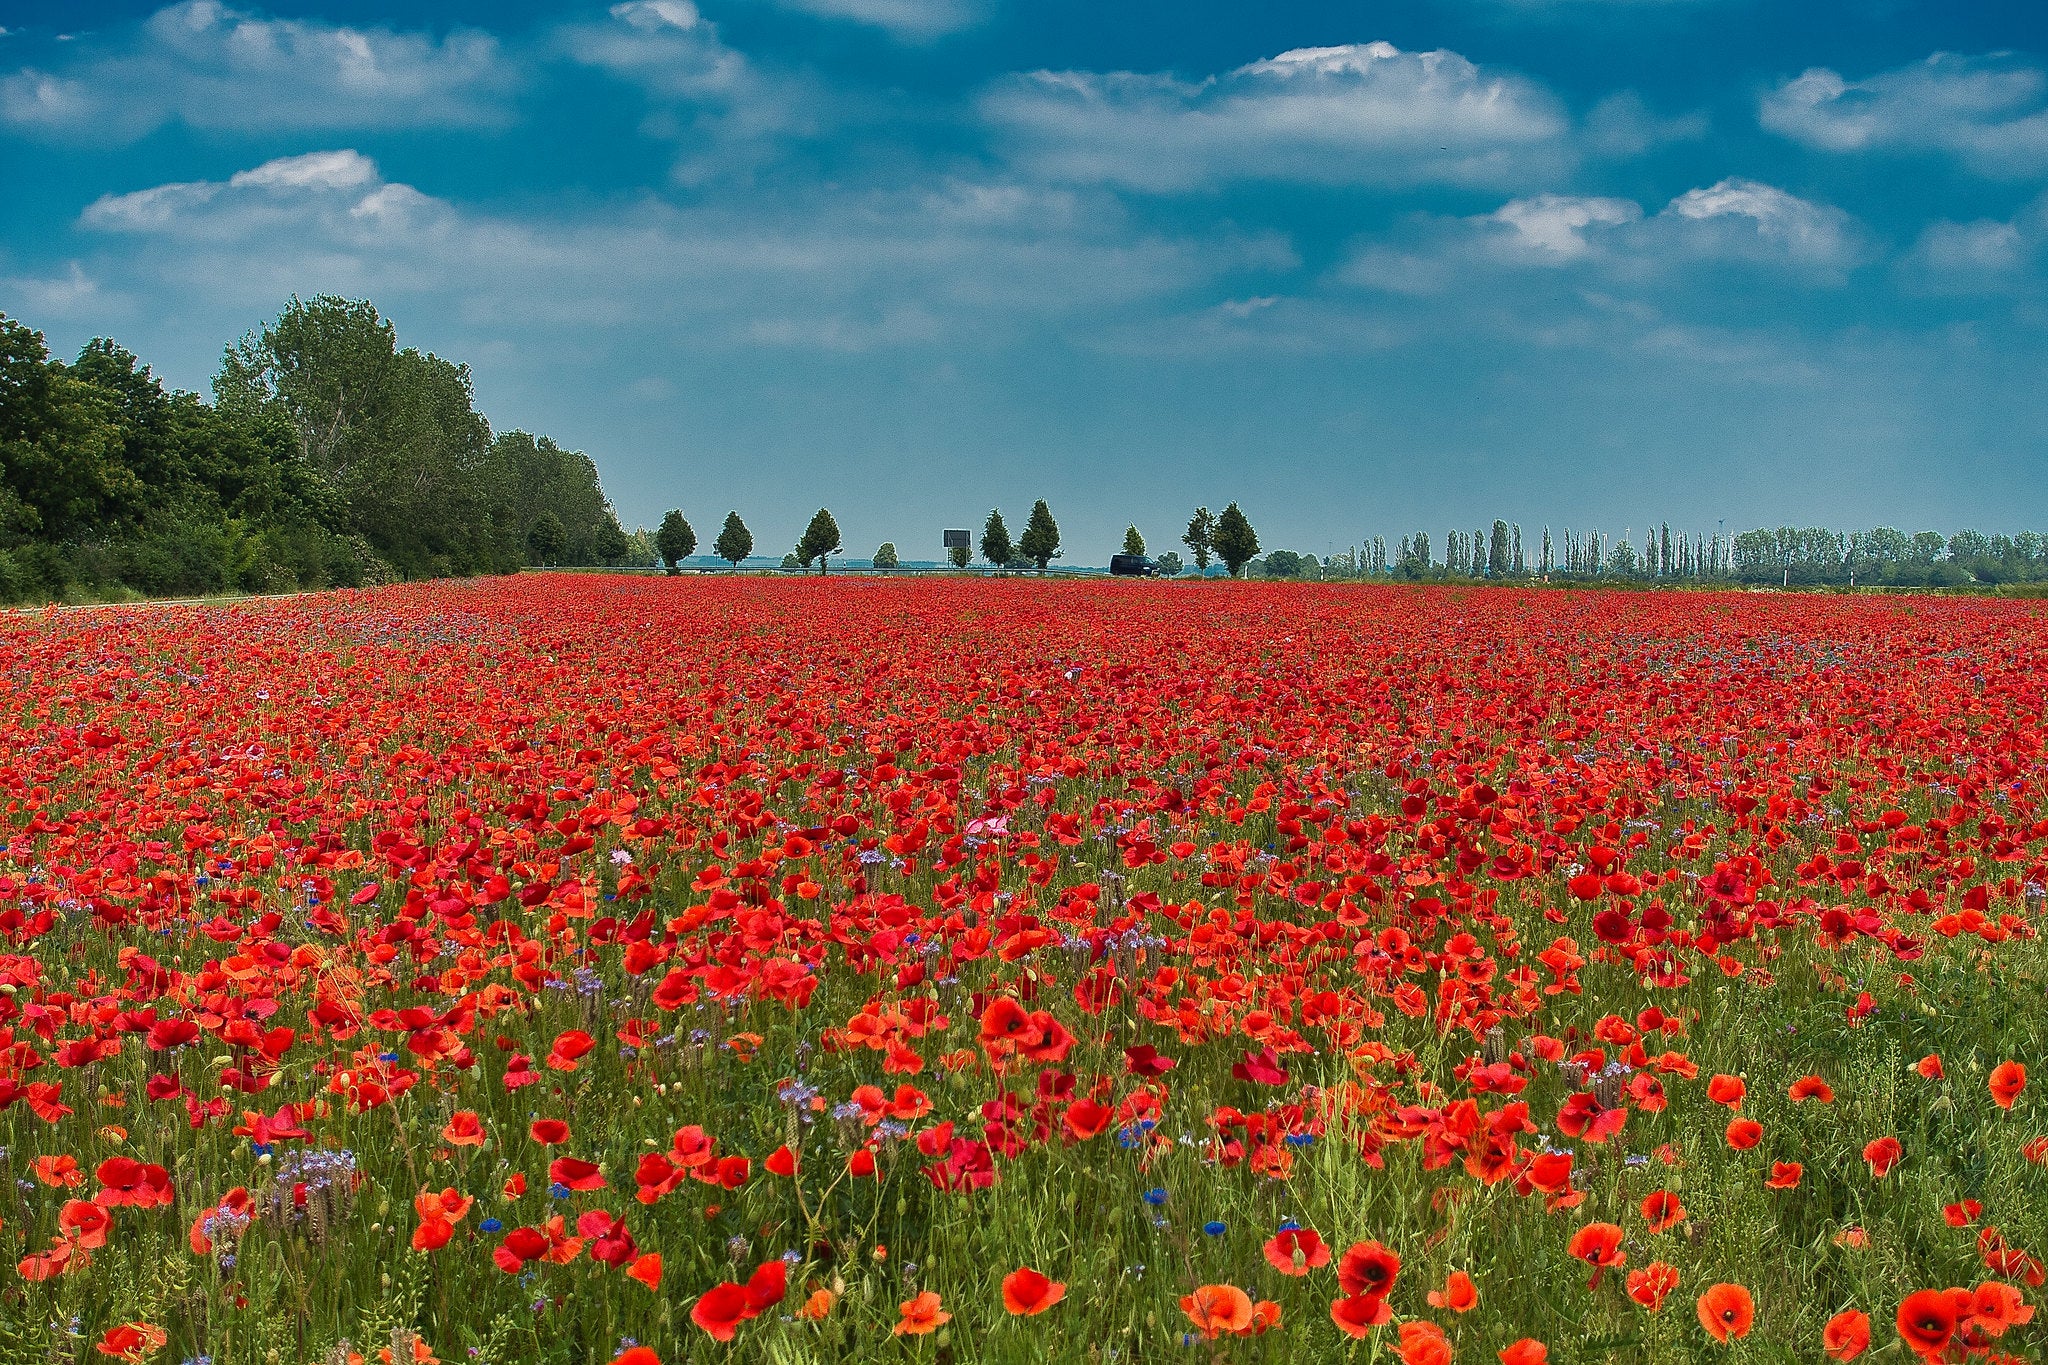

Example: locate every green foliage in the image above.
[1122,524,1145,557]
[981,508,1012,569]
[1262,549,1303,579]
[1156,549,1182,576]
[1213,501,1259,576]
[714,511,753,567]
[0,299,632,602]
[1019,499,1061,571]
[872,541,899,569]
[526,511,568,565]
[1183,506,1216,571]
[948,543,971,569]
[796,508,842,574]
[656,509,696,572]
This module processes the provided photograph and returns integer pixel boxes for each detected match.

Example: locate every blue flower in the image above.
[250,1142,272,1157]
[1142,1187,1168,1206]
[1285,1132,1315,1146]
[1202,1220,1227,1237]
[1278,1218,1300,1231]
[480,1217,503,1233]
[548,1182,572,1199]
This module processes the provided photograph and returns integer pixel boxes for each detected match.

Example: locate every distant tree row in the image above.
[1251,522,2048,588]
[1,298,639,602]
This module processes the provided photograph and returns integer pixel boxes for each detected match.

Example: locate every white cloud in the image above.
[559,2,815,184]
[0,0,512,141]
[1900,196,2048,294]
[983,40,1570,191]
[1762,53,2048,177]
[1492,194,1642,258]
[761,0,986,41]
[1338,178,1860,296]
[0,261,106,320]
[1663,178,1858,269]
[75,151,1288,351]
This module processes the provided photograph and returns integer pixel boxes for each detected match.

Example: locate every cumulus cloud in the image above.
[1339,178,1860,295]
[983,41,1571,191]
[558,2,818,184]
[1900,195,2048,294]
[76,150,1289,350]
[1761,53,2048,177]
[0,0,513,141]
[1663,177,1859,269]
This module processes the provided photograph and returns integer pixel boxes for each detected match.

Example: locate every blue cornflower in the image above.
[548,1182,572,1199]
[480,1217,503,1233]
[1202,1221,1226,1237]
[1285,1132,1315,1146]
[1142,1187,1168,1206]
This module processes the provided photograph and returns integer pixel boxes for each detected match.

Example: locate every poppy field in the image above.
[2,575,2046,1365]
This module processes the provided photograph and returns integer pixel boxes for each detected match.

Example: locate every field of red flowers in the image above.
[1,575,2044,1365]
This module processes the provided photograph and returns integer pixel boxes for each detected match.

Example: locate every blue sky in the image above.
[4,0,2047,560]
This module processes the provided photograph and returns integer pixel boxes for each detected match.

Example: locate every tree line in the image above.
[10,296,2045,599]
[1,297,640,602]
[1249,520,2048,588]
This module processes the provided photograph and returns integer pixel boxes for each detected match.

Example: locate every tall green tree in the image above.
[981,509,1012,569]
[1183,507,1216,573]
[948,542,971,569]
[872,542,899,569]
[656,510,696,573]
[1019,500,1061,571]
[713,512,753,567]
[1490,520,1511,578]
[796,508,841,575]
[527,511,567,565]
[1123,525,1145,556]
[1213,502,1260,577]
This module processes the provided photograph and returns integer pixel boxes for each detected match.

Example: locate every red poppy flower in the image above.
[896,1290,951,1336]
[1337,1240,1401,1299]
[529,1119,570,1145]
[690,1282,752,1342]
[1765,1161,1803,1189]
[1706,1074,1747,1109]
[1641,1191,1686,1232]
[441,1111,485,1147]
[1863,1136,1903,1178]
[1789,1076,1835,1103]
[1696,1283,1754,1343]
[547,1157,606,1191]
[1725,1117,1764,1150]
[1180,1284,1253,1339]
[1627,1262,1679,1312]
[1264,1227,1330,1275]
[1567,1222,1626,1288]
[1895,1289,1956,1358]
[1330,1292,1392,1338]
[1001,1266,1066,1315]
[1499,1341,1548,1365]
[1989,1061,2027,1111]
[1427,1270,1478,1312]
[92,1322,166,1362]
[1822,1308,1870,1361]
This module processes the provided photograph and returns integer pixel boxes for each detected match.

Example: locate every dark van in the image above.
[1109,554,1160,577]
